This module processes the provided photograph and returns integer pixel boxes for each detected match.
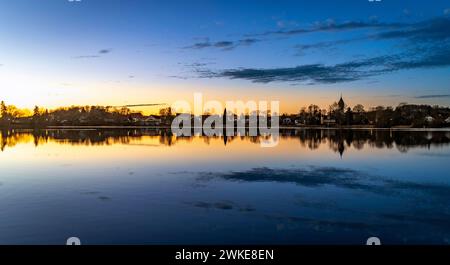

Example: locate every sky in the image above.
[0,0,449,114]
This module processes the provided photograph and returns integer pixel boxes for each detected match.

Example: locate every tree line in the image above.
[0,101,174,127]
[289,102,450,128]
[1,100,450,128]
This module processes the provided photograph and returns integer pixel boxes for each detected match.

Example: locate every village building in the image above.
[282,117,292,125]
[424,116,435,123]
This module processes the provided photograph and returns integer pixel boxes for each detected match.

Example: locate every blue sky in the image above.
[0,0,449,113]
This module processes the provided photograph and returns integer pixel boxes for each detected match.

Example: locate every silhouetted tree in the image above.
[0,101,7,118]
[353,104,365,114]
[345,107,353,125]
[33,106,40,117]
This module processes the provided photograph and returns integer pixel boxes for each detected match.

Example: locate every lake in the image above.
[1,128,450,245]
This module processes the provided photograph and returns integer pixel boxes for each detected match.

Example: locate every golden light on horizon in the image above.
[0,66,417,116]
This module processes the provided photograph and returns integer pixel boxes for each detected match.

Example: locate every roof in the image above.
[338,96,345,109]
[424,116,435,122]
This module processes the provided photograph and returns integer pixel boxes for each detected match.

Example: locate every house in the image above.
[282,118,292,125]
[143,115,162,125]
[322,119,336,126]
[321,115,336,125]
[424,116,435,123]
[128,113,145,123]
[294,119,304,126]
[129,115,161,125]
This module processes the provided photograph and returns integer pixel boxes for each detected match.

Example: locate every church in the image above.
[321,95,346,126]
[338,95,346,112]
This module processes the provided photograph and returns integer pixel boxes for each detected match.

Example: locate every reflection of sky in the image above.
[1,133,450,244]
[2,133,450,183]
[0,0,449,113]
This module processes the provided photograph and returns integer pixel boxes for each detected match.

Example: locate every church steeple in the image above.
[338,94,345,111]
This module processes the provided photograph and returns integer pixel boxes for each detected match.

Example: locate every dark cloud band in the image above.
[196,17,450,85]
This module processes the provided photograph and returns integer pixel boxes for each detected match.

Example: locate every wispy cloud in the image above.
[295,17,450,54]
[72,48,112,59]
[295,37,365,55]
[185,18,417,53]
[196,17,450,85]
[186,41,212,49]
[214,41,234,50]
[184,38,261,51]
[373,17,450,42]
[72,55,100,59]
[198,44,450,84]
[275,19,299,29]
[246,20,406,37]
[98,49,111,54]
[238,38,260,46]
[414,94,450,99]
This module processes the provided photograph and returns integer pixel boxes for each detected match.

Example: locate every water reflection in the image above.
[1,129,450,155]
[198,167,450,204]
[1,128,450,244]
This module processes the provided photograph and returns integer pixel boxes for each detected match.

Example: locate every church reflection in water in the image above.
[1,128,450,156]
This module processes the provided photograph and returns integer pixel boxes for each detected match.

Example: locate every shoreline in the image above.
[1,125,450,131]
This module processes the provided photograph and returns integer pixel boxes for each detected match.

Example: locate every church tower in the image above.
[338,94,345,111]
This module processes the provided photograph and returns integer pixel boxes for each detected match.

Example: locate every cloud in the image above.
[72,55,100,59]
[182,62,216,67]
[199,63,367,84]
[295,37,364,54]
[98,49,111,54]
[414,94,450,99]
[72,48,112,59]
[187,41,212,49]
[275,20,299,29]
[186,17,440,53]
[187,17,448,55]
[213,41,234,50]
[197,17,450,84]
[238,38,260,46]
[199,44,450,85]
[373,17,450,42]
[247,20,406,37]
[184,38,261,51]
[294,17,450,54]
[168,75,189,80]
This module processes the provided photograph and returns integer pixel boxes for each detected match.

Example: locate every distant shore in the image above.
[1,125,450,131]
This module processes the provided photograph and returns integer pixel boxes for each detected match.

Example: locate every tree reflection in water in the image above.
[1,129,450,155]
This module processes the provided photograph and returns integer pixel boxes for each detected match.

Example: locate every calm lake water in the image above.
[1,128,450,245]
